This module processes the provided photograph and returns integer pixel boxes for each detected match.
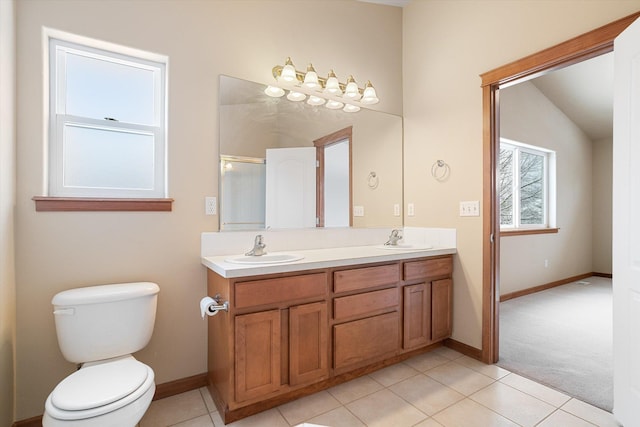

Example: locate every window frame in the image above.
[36,30,171,212]
[499,138,555,232]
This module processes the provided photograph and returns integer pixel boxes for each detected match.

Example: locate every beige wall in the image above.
[402,0,640,348]
[593,138,613,274]
[13,0,640,421]
[14,0,402,420]
[499,81,593,295]
[1,0,16,424]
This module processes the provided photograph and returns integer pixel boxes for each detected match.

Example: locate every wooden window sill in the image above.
[500,228,559,237]
[33,197,173,212]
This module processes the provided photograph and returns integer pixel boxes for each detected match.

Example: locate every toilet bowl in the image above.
[43,356,155,426]
[43,282,159,427]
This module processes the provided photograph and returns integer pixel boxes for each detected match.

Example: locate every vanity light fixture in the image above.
[264,57,380,113]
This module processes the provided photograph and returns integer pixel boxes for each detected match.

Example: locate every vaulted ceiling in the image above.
[529,52,613,141]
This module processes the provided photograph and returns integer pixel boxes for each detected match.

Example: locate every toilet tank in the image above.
[52,282,159,364]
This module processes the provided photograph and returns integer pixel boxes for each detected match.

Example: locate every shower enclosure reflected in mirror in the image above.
[218,75,403,231]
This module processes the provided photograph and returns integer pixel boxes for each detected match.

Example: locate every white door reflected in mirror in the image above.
[265,147,316,229]
[323,139,350,227]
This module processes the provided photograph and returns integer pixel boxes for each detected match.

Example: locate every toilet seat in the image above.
[45,356,155,421]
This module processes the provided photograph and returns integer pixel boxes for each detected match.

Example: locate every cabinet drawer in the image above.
[333,312,399,370]
[404,257,452,281]
[333,288,399,321]
[334,264,400,294]
[235,273,327,309]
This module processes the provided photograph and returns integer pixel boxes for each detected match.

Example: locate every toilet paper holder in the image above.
[200,294,229,318]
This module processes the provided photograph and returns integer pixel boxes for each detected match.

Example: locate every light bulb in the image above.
[343,104,360,113]
[344,76,361,100]
[279,57,297,82]
[325,99,344,110]
[361,81,379,104]
[302,64,320,89]
[324,70,342,95]
[287,91,306,102]
[307,95,326,106]
[264,85,285,97]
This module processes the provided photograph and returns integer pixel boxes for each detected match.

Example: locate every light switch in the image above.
[407,203,415,216]
[459,200,480,217]
[393,204,400,216]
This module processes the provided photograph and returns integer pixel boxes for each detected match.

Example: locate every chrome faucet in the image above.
[384,229,403,246]
[245,234,267,256]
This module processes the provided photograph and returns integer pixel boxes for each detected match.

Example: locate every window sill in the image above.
[33,197,173,212]
[500,228,559,237]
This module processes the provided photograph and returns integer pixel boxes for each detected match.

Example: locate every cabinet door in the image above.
[432,279,452,342]
[403,283,431,349]
[289,302,328,386]
[333,312,399,370]
[235,310,281,402]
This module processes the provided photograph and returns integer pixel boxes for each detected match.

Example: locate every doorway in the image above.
[494,54,615,409]
[480,12,640,365]
[314,126,353,228]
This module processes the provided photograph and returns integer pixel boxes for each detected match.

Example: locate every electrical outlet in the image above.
[459,200,480,217]
[205,196,217,215]
[407,203,415,216]
[544,259,549,268]
[353,205,365,217]
[393,204,400,216]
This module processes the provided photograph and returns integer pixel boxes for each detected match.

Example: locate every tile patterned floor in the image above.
[139,347,621,427]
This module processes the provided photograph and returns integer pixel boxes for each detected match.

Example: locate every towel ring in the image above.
[431,160,450,182]
[367,171,379,189]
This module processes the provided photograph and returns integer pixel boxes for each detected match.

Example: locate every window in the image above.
[499,138,555,230]
[47,36,167,201]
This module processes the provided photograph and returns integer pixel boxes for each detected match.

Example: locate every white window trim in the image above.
[43,28,169,199]
[500,138,556,230]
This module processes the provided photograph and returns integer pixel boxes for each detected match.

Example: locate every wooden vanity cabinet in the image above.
[207,255,453,424]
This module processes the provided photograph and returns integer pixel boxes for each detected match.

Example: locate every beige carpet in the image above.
[497,276,613,411]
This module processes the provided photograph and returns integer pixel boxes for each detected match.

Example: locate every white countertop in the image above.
[202,245,457,278]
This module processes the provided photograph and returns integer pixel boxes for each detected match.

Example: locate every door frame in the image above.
[480,11,640,364]
[314,126,353,228]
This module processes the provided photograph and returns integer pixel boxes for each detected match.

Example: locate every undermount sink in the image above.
[225,253,305,265]
[374,244,433,251]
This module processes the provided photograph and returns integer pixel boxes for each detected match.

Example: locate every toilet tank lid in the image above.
[52,282,159,306]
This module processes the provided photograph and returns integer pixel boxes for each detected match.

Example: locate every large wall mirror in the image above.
[219,75,403,231]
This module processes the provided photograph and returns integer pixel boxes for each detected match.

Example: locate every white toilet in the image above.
[43,282,160,427]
